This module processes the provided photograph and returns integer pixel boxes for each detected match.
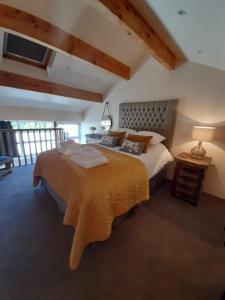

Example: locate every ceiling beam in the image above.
[0,70,103,103]
[95,0,176,70]
[0,4,130,80]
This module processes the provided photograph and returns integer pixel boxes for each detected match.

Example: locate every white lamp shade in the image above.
[191,126,215,142]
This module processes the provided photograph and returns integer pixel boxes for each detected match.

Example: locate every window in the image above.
[3,33,52,69]
[57,122,80,143]
[11,121,56,159]
[9,121,80,160]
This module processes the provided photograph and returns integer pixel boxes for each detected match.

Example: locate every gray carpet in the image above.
[0,165,225,300]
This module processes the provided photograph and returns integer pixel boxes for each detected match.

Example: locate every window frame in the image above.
[3,33,53,69]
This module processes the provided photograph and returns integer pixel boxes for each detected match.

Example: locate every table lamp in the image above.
[191,126,215,159]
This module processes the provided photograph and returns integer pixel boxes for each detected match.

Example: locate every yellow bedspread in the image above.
[33,145,149,270]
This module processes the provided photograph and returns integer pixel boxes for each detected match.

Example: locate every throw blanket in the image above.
[33,145,149,270]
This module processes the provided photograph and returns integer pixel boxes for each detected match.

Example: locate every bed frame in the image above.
[119,99,178,192]
[119,100,178,149]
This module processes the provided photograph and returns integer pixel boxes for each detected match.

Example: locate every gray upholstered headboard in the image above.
[119,100,178,149]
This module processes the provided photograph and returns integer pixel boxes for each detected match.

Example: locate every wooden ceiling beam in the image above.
[0,70,103,103]
[0,4,130,79]
[96,0,177,70]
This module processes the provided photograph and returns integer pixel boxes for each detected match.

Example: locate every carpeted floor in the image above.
[0,165,225,300]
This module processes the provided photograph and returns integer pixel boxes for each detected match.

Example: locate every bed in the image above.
[33,99,178,270]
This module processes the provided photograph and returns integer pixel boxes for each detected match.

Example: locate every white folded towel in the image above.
[70,154,108,169]
[57,140,81,155]
[72,146,103,160]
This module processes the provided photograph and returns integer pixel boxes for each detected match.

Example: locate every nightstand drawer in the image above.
[175,190,197,202]
[176,178,198,190]
[180,166,197,174]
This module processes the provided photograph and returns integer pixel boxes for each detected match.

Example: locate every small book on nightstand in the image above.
[171,152,212,206]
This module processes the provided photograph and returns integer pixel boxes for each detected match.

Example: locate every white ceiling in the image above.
[145,0,225,71]
[0,86,91,112]
[49,53,119,95]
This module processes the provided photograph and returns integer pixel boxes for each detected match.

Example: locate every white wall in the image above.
[0,105,83,123]
[82,58,225,200]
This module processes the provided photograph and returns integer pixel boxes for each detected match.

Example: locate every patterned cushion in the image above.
[120,139,145,155]
[108,131,126,146]
[126,134,152,153]
[100,135,118,147]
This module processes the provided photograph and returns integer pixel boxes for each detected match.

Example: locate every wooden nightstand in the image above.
[171,152,212,206]
[85,133,103,144]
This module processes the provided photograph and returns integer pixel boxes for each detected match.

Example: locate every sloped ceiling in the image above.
[1,0,224,114]
[0,86,91,112]
[0,0,145,66]
[0,0,148,112]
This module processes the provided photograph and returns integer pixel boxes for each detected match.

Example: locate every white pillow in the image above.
[136,131,166,145]
[57,140,81,155]
[115,128,137,137]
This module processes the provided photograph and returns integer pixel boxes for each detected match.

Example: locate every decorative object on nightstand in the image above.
[191,126,215,159]
[85,133,103,144]
[171,152,212,206]
[89,126,96,134]
[101,102,112,132]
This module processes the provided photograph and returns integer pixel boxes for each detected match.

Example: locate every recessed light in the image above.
[178,9,187,16]
[197,50,204,54]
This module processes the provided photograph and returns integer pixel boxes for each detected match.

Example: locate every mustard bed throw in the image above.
[33,145,149,270]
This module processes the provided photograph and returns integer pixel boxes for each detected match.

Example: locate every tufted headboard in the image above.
[119,100,178,149]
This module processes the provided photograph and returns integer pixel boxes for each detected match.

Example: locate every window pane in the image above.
[57,123,80,142]
[6,33,47,63]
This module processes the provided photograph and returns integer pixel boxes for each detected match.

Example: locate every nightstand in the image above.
[171,152,212,206]
[85,133,103,144]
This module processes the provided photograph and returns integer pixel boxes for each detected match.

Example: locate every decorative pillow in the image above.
[120,139,145,155]
[136,131,166,145]
[108,131,126,146]
[100,135,118,147]
[126,134,152,153]
[116,128,137,137]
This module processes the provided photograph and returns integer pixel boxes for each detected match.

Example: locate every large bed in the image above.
[33,99,178,270]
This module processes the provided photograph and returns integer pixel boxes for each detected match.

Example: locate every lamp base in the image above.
[191,141,206,159]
